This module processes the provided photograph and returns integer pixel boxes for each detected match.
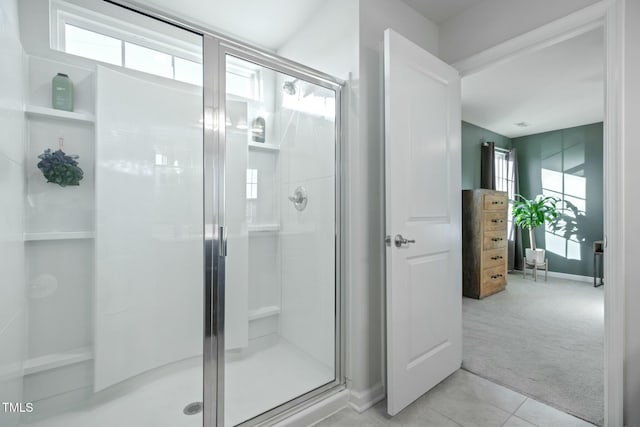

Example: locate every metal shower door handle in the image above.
[394,234,415,247]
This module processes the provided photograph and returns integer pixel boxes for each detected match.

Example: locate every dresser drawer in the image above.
[482,265,507,286]
[480,265,507,297]
[483,230,507,250]
[484,211,507,231]
[483,248,507,269]
[483,193,508,210]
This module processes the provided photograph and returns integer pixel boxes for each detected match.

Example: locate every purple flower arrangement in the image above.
[37,148,84,187]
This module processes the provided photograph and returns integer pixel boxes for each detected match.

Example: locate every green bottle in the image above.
[52,73,73,112]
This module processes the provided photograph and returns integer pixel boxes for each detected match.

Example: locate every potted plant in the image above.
[37,148,84,187]
[512,194,559,264]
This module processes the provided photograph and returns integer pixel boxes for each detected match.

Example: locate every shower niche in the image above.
[22,56,96,422]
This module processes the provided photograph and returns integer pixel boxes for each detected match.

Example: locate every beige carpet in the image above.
[462,273,604,426]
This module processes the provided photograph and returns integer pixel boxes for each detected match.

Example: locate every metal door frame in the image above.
[104,2,345,426]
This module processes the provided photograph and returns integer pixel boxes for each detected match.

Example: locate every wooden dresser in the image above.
[462,189,508,299]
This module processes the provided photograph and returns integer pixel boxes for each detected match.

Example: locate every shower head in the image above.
[282,79,298,95]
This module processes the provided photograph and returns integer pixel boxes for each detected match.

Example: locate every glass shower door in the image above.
[8,2,206,426]
[221,54,340,426]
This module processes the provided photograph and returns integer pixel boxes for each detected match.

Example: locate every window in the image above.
[494,149,515,238]
[54,2,202,86]
[64,24,122,66]
[154,153,167,166]
[174,57,202,86]
[282,90,336,120]
[227,72,254,99]
[124,42,173,79]
[246,169,258,200]
[226,57,261,100]
[494,150,512,194]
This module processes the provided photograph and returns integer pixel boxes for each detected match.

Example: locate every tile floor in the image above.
[316,370,595,427]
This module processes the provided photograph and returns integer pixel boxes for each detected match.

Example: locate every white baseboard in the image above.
[276,383,385,426]
[511,270,594,283]
[546,271,594,283]
[276,389,349,427]
[348,382,386,413]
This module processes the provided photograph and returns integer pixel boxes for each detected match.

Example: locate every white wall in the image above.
[276,0,358,80]
[623,1,640,424]
[0,0,26,425]
[279,0,439,404]
[438,0,600,64]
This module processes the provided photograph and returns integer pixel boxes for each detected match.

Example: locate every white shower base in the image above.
[24,336,333,427]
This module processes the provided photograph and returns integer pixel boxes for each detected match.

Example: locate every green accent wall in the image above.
[462,121,512,189]
[513,122,604,277]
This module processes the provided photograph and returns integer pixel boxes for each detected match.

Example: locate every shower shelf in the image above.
[248,142,280,152]
[24,231,95,241]
[23,347,93,375]
[248,224,280,233]
[248,305,281,321]
[25,105,96,123]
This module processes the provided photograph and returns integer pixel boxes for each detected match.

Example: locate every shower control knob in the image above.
[394,234,415,248]
[288,186,308,211]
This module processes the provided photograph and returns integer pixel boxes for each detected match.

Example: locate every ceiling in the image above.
[128,1,603,140]
[462,28,604,138]
[400,0,485,24]
[133,0,484,49]
[131,0,326,50]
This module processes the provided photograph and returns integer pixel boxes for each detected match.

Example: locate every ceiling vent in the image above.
[515,122,530,128]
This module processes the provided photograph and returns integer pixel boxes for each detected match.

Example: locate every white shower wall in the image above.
[276,102,336,369]
[230,66,337,371]
[94,65,203,391]
[0,1,26,426]
[233,65,283,343]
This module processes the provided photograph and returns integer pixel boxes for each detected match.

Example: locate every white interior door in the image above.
[384,28,462,416]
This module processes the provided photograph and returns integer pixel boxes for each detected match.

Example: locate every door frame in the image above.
[106,2,347,426]
[453,2,624,425]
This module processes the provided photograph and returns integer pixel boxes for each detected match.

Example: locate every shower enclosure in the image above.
[210,47,343,427]
[0,1,343,426]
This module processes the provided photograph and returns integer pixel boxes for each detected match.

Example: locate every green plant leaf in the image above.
[511,193,559,230]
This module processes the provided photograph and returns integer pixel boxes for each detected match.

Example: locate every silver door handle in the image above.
[394,234,415,248]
